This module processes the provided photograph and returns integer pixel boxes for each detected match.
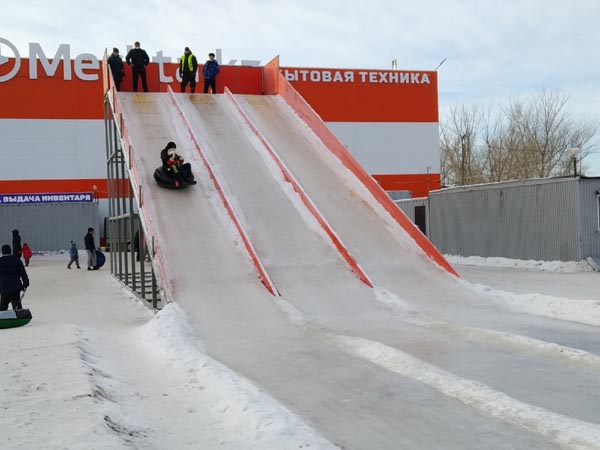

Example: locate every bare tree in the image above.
[440,104,485,186]
[440,90,597,186]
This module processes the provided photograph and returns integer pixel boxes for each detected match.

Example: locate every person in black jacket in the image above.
[180,47,198,93]
[107,48,125,91]
[125,41,150,92]
[12,229,22,258]
[84,227,97,270]
[0,244,29,311]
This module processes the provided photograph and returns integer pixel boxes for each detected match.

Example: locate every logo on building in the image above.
[0,37,21,83]
[0,37,100,83]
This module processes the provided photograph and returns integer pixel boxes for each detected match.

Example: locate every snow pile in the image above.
[447,255,596,272]
[465,281,600,327]
[135,303,338,450]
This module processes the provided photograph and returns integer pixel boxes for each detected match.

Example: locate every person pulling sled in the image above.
[154,141,197,189]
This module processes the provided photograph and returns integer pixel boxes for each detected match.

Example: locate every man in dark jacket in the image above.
[12,229,22,258]
[125,41,150,92]
[180,47,198,93]
[0,244,29,311]
[202,52,220,94]
[107,47,125,91]
[84,227,97,270]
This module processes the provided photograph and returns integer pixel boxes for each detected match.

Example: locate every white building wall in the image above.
[326,122,440,174]
[0,119,106,179]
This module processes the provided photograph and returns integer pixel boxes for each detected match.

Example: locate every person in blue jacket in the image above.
[202,52,220,94]
[0,244,29,311]
[67,241,81,269]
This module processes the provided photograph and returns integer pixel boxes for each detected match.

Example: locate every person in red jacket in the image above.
[21,243,33,267]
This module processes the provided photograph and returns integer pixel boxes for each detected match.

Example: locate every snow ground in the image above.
[0,255,337,450]
[1,254,599,449]
[450,256,600,326]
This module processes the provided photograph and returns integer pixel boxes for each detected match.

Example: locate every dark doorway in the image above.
[414,205,427,235]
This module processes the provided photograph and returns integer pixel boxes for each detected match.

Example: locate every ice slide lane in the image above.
[117,92,561,450]
[170,92,600,444]
[231,95,600,421]
[233,94,600,345]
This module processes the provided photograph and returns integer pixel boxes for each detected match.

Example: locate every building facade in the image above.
[0,38,440,250]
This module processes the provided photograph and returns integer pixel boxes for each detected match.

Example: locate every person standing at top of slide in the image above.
[202,52,220,94]
[126,41,150,92]
[180,47,198,93]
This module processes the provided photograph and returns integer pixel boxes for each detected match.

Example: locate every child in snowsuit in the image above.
[21,243,33,267]
[67,241,81,269]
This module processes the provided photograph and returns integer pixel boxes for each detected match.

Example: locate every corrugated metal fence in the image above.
[396,177,600,261]
[0,203,98,252]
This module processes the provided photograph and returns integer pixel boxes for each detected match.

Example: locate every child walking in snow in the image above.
[67,241,81,269]
[21,243,33,267]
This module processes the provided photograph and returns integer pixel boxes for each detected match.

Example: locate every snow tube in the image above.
[0,309,32,329]
[95,250,106,268]
[153,167,189,190]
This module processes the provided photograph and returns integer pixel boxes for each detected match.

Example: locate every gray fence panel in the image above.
[0,203,98,252]
[429,179,583,261]
[578,179,600,259]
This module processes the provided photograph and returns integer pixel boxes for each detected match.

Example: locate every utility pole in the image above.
[569,147,580,178]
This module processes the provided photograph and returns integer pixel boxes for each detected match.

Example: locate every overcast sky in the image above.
[2,0,600,173]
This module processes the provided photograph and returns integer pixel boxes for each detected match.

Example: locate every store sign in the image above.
[0,37,99,82]
[282,68,431,85]
[0,193,94,204]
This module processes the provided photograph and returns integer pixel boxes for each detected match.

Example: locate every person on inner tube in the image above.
[160,142,196,187]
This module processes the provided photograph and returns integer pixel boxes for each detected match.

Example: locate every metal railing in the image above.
[103,93,161,309]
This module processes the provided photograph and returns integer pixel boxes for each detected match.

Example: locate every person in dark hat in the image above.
[108,47,125,91]
[125,41,150,92]
[160,141,196,187]
[0,244,29,311]
[84,227,97,270]
[11,229,22,258]
[179,46,198,93]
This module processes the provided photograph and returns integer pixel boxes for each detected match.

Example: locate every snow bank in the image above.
[465,281,600,327]
[447,255,595,273]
